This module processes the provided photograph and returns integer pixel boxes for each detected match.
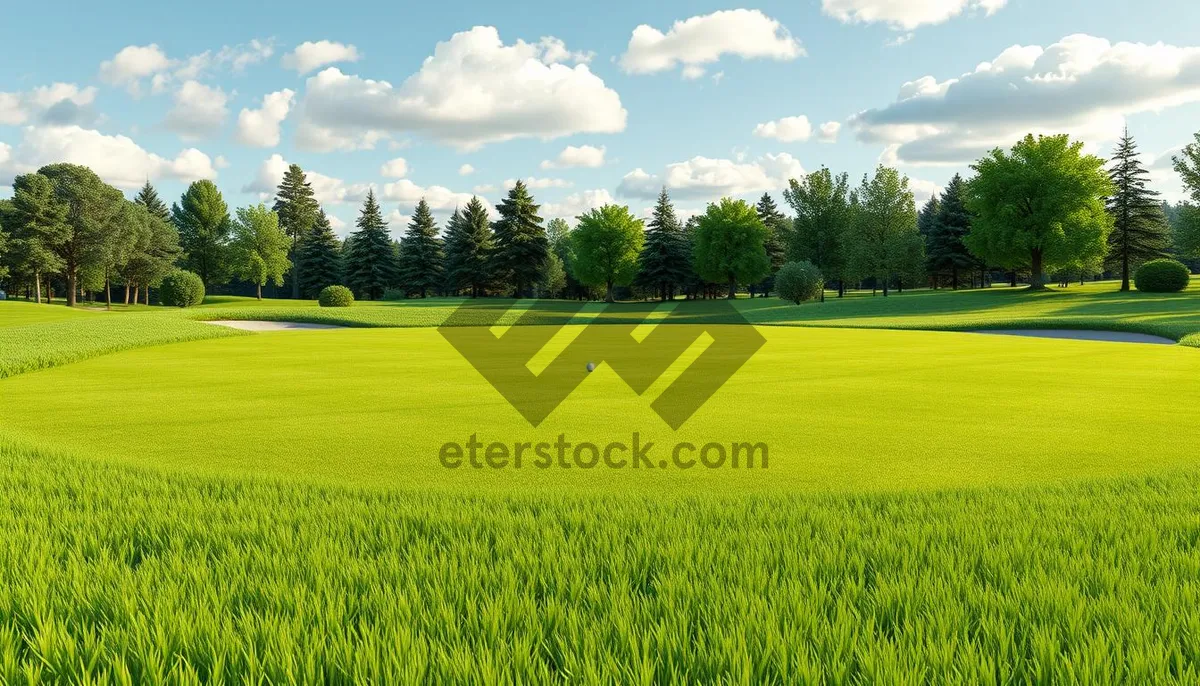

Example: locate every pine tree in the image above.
[635,187,692,300]
[396,199,444,298]
[298,209,342,298]
[754,193,789,297]
[272,164,319,298]
[444,197,494,297]
[344,190,397,300]
[926,175,981,289]
[134,182,171,223]
[1107,129,1170,291]
[491,181,547,297]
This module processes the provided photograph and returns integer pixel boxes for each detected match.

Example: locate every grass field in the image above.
[2,282,1200,682]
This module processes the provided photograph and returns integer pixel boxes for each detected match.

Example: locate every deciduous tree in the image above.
[784,168,852,299]
[846,166,924,296]
[571,204,645,302]
[231,204,291,300]
[38,164,126,306]
[692,198,770,299]
[9,173,67,303]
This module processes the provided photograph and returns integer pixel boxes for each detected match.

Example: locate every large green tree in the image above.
[444,198,494,297]
[635,187,691,301]
[9,173,67,303]
[784,168,852,299]
[38,164,126,306]
[926,175,981,289]
[91,201,141,309]
[344,190,397,300]
[692,198,770,299]
[122,198,181,305]
[492,181,547,297]
[231,204,291,300]
[1106,129,1170,291]
[965,134,1113,290]
[571,204,645,302]
[396,199,444,298]
[845,166,924,296]
[754,193,789,297]
[1172,133,1200,263]
[272,164,320,299]
[298,209,342,298]
[173,180,232,291]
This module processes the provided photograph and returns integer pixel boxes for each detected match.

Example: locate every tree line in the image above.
[3,128,1200,306]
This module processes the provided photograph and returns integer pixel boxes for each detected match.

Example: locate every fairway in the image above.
[4,323,1198,494]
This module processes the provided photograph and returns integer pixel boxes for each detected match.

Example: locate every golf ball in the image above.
[586,362,596,372]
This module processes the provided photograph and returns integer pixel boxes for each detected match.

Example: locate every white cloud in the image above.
[537,37,595,65]
[818,121,842,143]
[908,178,943,205]
[540,144,606,169]
[620,9,803,78]
[542,189,616,220]
[753,116,813,143]
[99,44,171,95]
[163,81,229,140]
[281,40,361,74]
[295,26,625,152]
[852,34,1200,166]
[380,157,409,178]
[503,176,572,190]
[235,89,295,148]
[473,184,496,193]
[886,33,915,48]
[242,153,370,205]
[0,83,98,126]
[822,0,1007,30]
[0,125,217,189]
[214,155,230,169]
[617,153,805,200]
[458,163,475,176]
[380,178,491,214]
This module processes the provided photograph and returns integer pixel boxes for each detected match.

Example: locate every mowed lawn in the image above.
[2,324,1198,494]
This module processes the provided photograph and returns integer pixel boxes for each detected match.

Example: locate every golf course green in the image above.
[3,282,1200,683]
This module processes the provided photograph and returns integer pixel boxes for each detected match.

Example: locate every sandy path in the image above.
[202,320,346,331]
[972,329,1175,345]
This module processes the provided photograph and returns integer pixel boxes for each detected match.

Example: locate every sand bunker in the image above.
[973,329,1174,345]
[202,320,346,332]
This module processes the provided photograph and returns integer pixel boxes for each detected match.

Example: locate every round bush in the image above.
[1134,259,1190,293]
[775,261,824,304]
[318,285,354,307]
[159,270,205,308]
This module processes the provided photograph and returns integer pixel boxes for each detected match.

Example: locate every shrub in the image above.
[775,261,824,304]
[318,285,355,307]
[159,270,206,308]
[1134,259,1190,293]
[382,289,408,301]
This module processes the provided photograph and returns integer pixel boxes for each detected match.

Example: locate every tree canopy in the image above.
[173,180,232,291]
[1106,129,1170,290]
[231,204,291,300]
[343,190,397,300]
[691,198,770,298]
[846,166,923,296]
[635,187,690,301]
[273,164,319,298]
[396,199,444,298]
[491,181,547,297]
[784,167,851,299]
[571,204,645,302]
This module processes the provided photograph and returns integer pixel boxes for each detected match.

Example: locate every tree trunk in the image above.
[34,271,42,304]
[605,280,615,303]
[144,286,151,306]
[257,284,263,300]
[105,272,112,310]
[1120,252,1130,292]
[67,272,77,307]
[124,283,131,306]
[1009,270,1017,288]
[727,278,737,299]
[291,239,300,299]
[952,268,959,290]
[1029,249,1045,290]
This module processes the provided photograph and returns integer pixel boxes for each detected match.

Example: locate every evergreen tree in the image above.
[9,173,68,303]
[272,164,320,298]
[754,193,789,297]
[298,209,342,298]
[135,182,171,223]
[344,190,397,300]
[1106,129,1170,290]
[926,175,981,289]
[492,181,547,297]
[917,195,940,241]
[444,198,494,297]
[173,180,232,291]
[635,187,691,300]
[396,199,444,298]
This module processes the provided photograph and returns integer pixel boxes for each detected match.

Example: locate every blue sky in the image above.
[3,0,1200,235]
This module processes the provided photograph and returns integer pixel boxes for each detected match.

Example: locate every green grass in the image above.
[3,442,1200,684]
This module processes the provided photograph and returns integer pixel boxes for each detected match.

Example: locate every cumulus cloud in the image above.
[99,44,172,95]
[818,121,842,143]
[380,178,491,214]
[753,115,813,143]
[473,184,496,193]
[380,157,409,178]
[281,40,361,74]
[503,176,572,190]
[541,189,616,220]
[822,0,1007,30]
[851,34,1200,166]
[617,153,805,200]
[0,83,98,127]
[235,89,295,147]
[458,163,475,176]
[540,144,606,169]
[163,81,229,140]
[620,9,803,79]
[294,26,625,152]
[242,153,371,205]
[99,40,273,96]
[0,125,217,189]
[908,177,943,205]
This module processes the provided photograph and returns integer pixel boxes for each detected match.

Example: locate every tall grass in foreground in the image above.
[3,441,1199,684]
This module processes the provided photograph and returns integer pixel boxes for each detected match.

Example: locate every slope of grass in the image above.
[0,299,100,328]
[2,440,1199,684]
[2,325,1197,494]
